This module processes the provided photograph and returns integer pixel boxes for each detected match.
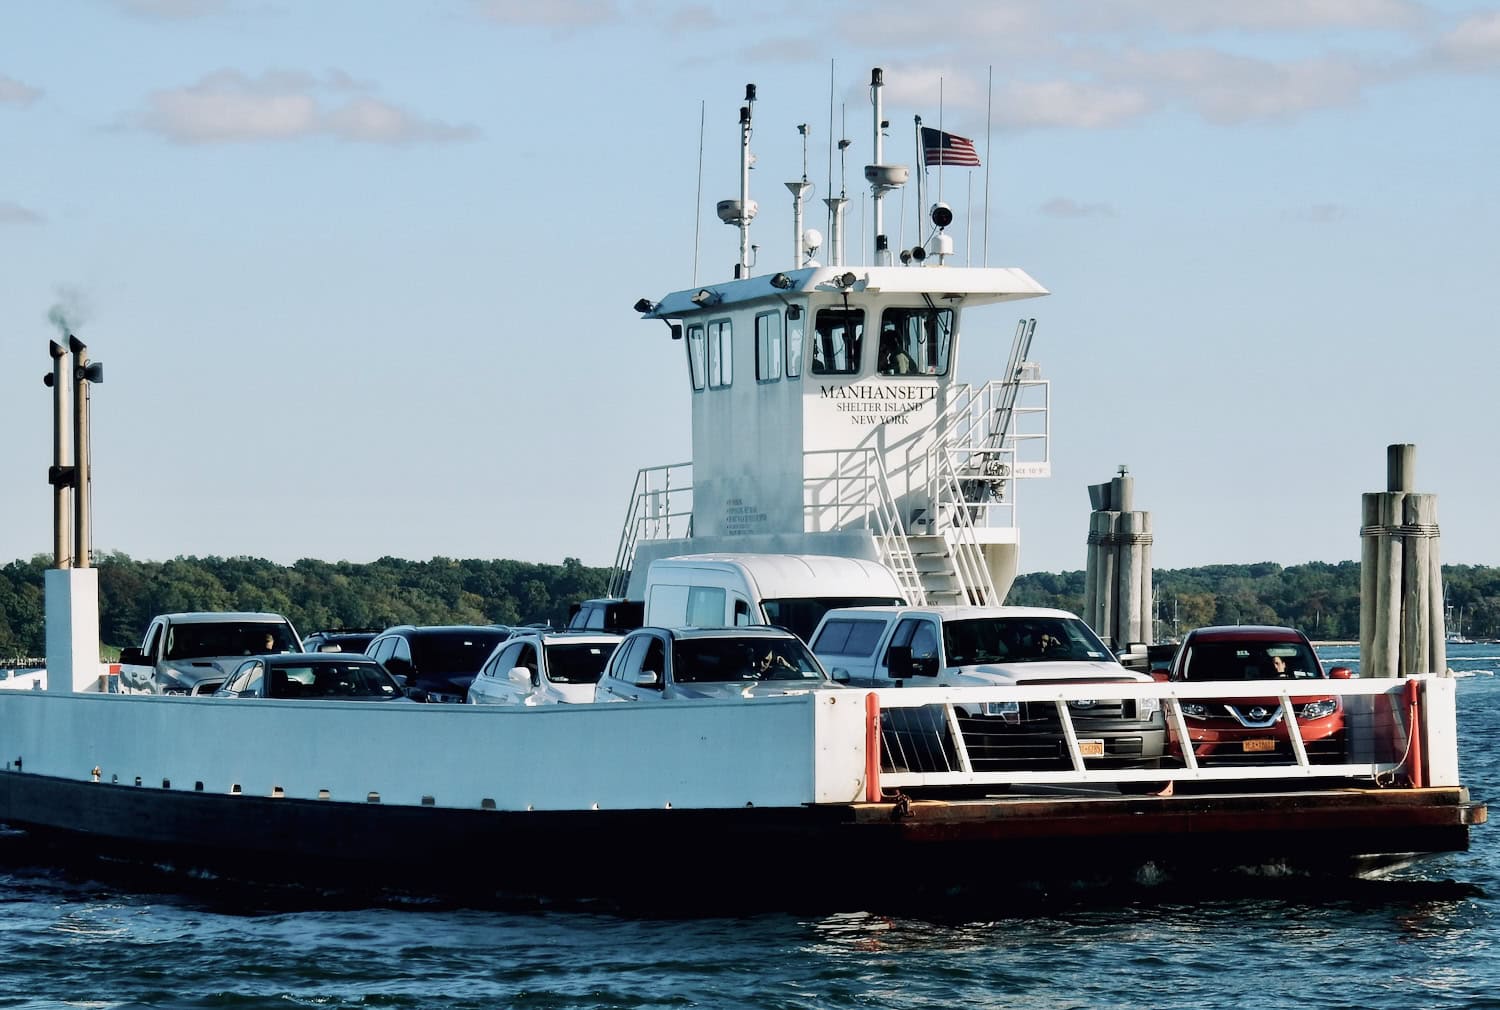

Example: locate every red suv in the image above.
[1164,625,1352,765]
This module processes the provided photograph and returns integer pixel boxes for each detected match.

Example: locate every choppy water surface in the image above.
[2,646,1497,1010]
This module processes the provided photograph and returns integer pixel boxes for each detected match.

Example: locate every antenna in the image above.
[826,59,835,249]
[983,65,993,266]
[693,100,704,287]
[824,108,850,268]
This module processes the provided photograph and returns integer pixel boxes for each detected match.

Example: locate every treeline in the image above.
[3,554,1498,660]
[1009,561,1500,642]
[0,552,609,660]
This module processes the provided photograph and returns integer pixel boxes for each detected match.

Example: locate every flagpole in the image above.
[914,114,925,258]
[936,77,944,212]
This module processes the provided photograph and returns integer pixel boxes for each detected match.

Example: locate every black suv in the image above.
[301,628,382,655]
[364,625,512,703]
[566,598,644,634]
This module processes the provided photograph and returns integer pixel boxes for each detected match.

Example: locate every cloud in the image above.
[770,0,1453,131]
[996,79,1154,129]
[1286,203,1349,223]
[1431,11,1500,68]
[1040,197,1117,219]
[1052,0,1430,34]
[112,0,231,17]
[0,74,42,106]
[0,201,45,225]
[1089,47,1374,124]
[135,70,475,145]
[473,0,620,30]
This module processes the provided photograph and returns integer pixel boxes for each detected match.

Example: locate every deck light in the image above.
[633,298,657,314]
[770,273,794,290]
[690,289,721,307]
[836,272,858,289]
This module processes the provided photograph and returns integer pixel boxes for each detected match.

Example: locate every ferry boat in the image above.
[0,68,1484,910]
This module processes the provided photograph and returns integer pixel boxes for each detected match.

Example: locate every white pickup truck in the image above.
[117,611,303,696]
[808,605,1166,779]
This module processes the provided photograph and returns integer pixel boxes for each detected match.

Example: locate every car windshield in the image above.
[412,631,508,672]
[1178,641,1324,682]
[543,642,616,684]
[672,637,824,684]
[942,616,1113,665]
[762,596,904,643]
[165,622,298,660]
[268,660,401,699]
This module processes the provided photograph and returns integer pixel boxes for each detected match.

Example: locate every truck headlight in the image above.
[983,700,1020,725]
[1136,696,1160,719]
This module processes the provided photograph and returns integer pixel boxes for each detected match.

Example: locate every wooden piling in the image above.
[1360,444,1447,678]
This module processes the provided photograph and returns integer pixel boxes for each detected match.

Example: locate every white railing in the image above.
[863,677,1446,794]
[609,462,693,597]
[802,448,925,605]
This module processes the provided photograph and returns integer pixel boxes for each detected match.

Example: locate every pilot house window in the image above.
[707,319,732,389]
[877,307,954,376]
[755,311,783,381]
[686,324,706,391]
[786,310,803,378]
[811,308,864,375]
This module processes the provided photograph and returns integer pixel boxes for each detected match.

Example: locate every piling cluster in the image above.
[1360,444,1447,678]
[1083,469,1153,650]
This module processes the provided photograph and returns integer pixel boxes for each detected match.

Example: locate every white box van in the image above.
[641,553,906,642]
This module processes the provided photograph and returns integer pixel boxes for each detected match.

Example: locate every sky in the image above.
[3,0,1498,578]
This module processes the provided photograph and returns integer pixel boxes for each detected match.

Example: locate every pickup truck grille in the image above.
[879,704,1165,775]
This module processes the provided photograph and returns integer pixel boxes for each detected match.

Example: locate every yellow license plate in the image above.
[1243,738,1277,753]
[1079,739,1105,757]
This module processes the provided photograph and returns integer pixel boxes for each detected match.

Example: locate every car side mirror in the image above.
[119,647,146,665]
[1328,666,1357,679]
[1150,669,1171,683]
[887,645,913,678]
[831,668,850,683]
[508,667,532,687]
[634,670,661,688]
[1117,643,1150,672]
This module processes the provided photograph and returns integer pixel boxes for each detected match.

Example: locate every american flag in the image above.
[921,127,981,168]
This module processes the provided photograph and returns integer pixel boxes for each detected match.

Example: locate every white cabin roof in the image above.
[646,265,1048,320]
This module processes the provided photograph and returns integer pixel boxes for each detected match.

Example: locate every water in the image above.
[2,646,1498,1009]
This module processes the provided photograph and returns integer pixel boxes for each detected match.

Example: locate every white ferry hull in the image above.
[0,689,1480,910]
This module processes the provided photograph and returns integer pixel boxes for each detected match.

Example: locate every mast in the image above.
[862,68,909,266]
[786,124,811,268]
[715,84,759,279]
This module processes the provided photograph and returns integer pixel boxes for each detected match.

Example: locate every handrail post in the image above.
[864,691,883,802]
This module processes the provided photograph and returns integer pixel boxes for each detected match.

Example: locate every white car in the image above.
[466,630,622,705]
[595,626,838,702]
